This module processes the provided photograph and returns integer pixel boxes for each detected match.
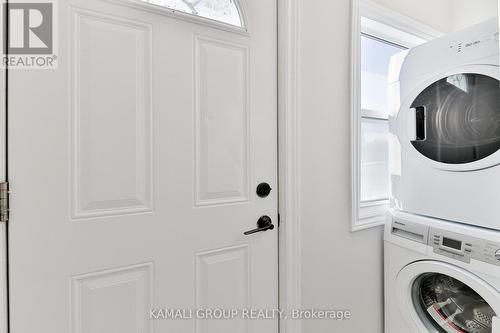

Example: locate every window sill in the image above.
[351,199,389,232]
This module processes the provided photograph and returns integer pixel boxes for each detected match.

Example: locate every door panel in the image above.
[72,8,153,218]
[71,263,153,333]
[194,35,250,206]
[8,0,278,332]
[195,245,250,332]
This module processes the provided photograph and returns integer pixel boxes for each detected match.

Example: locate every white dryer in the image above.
[388,18,500,230]
[385,211,500,333]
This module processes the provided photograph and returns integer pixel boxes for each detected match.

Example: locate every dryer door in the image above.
[396,261,500,333]
[395,65,500,171]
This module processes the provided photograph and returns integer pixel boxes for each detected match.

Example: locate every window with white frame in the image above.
[351,0,442,231]
[360,34,405,203]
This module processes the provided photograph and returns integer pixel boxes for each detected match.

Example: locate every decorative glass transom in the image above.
[142,0,243,27]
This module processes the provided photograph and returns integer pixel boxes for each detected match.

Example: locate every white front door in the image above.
[7,0,278,332]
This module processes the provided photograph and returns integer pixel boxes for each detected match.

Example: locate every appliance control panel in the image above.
[429,227,500,266]
[448,31,499,55]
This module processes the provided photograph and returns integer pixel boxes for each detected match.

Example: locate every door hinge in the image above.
[0,182,9,223]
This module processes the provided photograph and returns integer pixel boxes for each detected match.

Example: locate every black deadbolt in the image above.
[256,183,272,198]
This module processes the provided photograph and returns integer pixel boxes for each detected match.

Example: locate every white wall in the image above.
[298,1,384,332]
[372,0,455,33]
[372,0,498,33]
[452,0,498,31]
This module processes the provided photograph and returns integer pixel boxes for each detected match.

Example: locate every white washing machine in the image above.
[385,211,500,333]
[388,18,500,230]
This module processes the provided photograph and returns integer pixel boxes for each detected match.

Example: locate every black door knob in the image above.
[244,216,275,235]
[256,183,272,198]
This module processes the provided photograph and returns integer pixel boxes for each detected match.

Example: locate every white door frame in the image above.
[0,0,303,332]
[277,0,301,333]
[0,47,7,333]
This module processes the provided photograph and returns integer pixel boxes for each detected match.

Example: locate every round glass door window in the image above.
[410,73,500,164]
[413,273,496,333]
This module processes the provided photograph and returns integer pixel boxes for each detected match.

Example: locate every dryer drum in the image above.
[413,273,496,333]
[410,73,500,164]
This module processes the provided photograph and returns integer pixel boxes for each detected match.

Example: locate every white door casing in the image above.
[0,33,7,333]
[7,0,278,332]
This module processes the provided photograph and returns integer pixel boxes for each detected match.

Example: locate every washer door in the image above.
[395,65,500,171]
[396,261,500,333]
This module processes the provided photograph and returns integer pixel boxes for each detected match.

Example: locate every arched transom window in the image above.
[142,0,244,27]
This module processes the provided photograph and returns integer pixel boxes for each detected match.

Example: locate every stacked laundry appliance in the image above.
[384,18,500,333]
